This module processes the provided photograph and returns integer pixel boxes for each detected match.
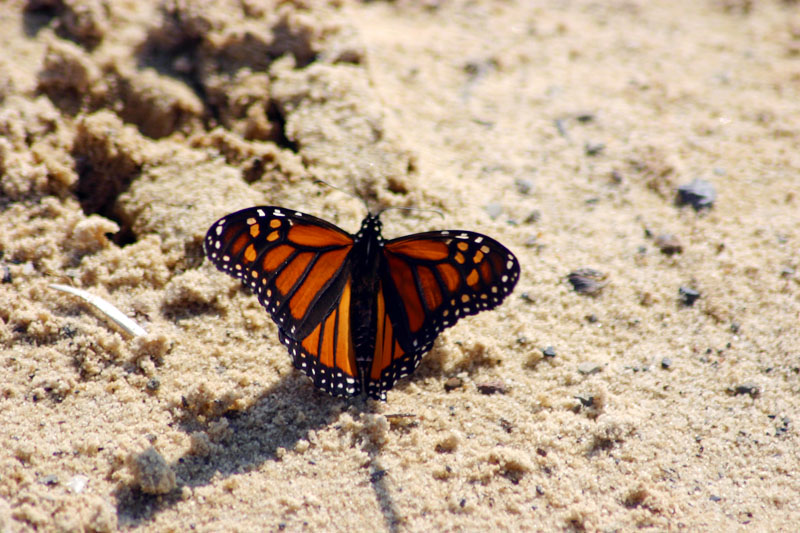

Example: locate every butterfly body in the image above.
[343,215,385,377]
[205,206,519,400]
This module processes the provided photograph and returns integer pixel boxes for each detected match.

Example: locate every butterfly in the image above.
[204,206,520,400]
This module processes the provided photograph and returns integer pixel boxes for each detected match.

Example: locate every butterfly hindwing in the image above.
[204,206,360,396]
[278,279,361,397]
[364,281,410,400]
[366,230,520,397]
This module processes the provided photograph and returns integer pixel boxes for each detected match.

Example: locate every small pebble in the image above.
[542,346,557,358]
[484,202,503,220]
[730,382,761,398]
[575,394,594,407]
[476,380,508,395]
[585,142,605,156]
[515,179,534,195]
[67,475,89,494]
[40,474,59,486]
[578,362,602,375]
[676,179,716,210]
[1,265,11,284]
[146,378,161,392]
[679,286,701,306]
[655,234,683,255]
[776,417,790,436]
[661,357,672,369]
[575,112,595,123]
[443,376,463,392]
[554,118,568,137]
[568,268,608,295]
[524,210,541,224]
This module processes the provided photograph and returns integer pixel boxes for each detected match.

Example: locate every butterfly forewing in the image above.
[366,230,520,397]
[204,207,361,396]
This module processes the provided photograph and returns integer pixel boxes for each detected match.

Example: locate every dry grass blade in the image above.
[49,283,147,337]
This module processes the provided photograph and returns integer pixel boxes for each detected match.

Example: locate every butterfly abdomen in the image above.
[348,214,385,375]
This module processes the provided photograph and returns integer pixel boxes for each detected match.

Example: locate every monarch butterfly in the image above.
[204,206,520,400]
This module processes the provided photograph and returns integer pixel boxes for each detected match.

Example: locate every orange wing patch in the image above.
[276,251,314,297]
[417,265,443,310]
[370,285,405,382]
[289,247,350,319]
[301,323,322,356]
[334,281,356,377]
[385,239,449,260]
[228,231,250,256]
[289,223,353,247]
[262,244,294,272]
[479,260,492,284]
[386,254,424,332]
[299,280,357,378]
[437,263,461,293]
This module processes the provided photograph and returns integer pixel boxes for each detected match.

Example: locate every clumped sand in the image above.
[1,0,799,531]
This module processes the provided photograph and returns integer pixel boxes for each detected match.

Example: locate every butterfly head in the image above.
[356,212,384,245]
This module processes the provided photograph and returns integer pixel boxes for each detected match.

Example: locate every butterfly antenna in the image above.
[313,179,370,212]
[376,205,445,220]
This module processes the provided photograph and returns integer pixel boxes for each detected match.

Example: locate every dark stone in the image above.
[655,234,683,255]
[730,382,760,398]
[568,268,608,295]
[679,286,700,306]
[676,179,716,210]
[476,380,507,395]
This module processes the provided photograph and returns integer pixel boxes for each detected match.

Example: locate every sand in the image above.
[1,0,799,531]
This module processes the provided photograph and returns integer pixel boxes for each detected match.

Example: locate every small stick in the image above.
[49,283,147,337]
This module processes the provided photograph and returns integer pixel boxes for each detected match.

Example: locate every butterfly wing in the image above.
[365,230,520,398]
[204,206,362,396]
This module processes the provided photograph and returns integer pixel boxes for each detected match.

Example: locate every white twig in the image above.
[49,283,147,337]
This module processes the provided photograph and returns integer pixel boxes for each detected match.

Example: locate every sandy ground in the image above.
[1,0,799,531]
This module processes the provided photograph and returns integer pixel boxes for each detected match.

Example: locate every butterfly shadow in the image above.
[115,373,348,527]
[114,374,403,531]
